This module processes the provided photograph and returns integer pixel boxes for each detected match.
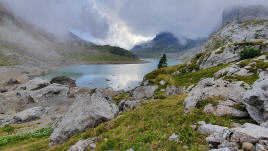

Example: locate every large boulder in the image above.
[243,76,268,124]
[165,86,185,96]
[22,77,49,91]
[29,83,69,103]
[131,86,158,100]
[230,123,268,143]
[118,99,141,112]
[51,76,76,88]
[214,64,253,78]
[50,91,119,145]
[203,100,248,118]
[184,78,246,113]
[13,106,46,123]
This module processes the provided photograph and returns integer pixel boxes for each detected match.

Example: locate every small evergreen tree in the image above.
[239,46,261,60]
[158,54,168,69]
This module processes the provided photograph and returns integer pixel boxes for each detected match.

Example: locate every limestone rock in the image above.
[169,133,179,142]
[165,86,185,96]
[204,103,248,118]
[131,86,158,100]
[242,142,254,151]
[29,83,69,103]
[68,137,99,151]
[23,77,49,91]
[118,99,141,112]
[51,76,76,88]
[159,80,166,86]
[184,78,246,113]
[243,76,268,124]
[50,91,119,145]
[13,106,46,123]
[230,123,268,143]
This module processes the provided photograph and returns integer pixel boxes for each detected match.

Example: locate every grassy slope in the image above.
[0,51,16,66]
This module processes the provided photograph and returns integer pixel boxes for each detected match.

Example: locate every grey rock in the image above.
[260,121,268,128]
[218,140,238,150]
[51,76,76,88]
[209,148,231,151]
[131,86,158,100]
[13,106,46,123]
[230,123,268,143]
[118,99,140,112]
[29,83,69,103]
[126,149,134,151]
[184,78,246,113]
[142,80,149,86]
[256,143,266,151]
[23,77,49,91]
[190,125,197,130]
[159,80,166,86]
[231,123,244,128]
[198,123,230,136]
[68,137,99,151]
[197,121,206,125]
[243,75,268,124]
[50,91,119,145]
[169,133,179,142]
[215,64,253,78]
[165,86,185,96]
[204,104,248,118]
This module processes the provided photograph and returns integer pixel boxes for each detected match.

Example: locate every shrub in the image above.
[2,125,15,135]
[239,46,261,60]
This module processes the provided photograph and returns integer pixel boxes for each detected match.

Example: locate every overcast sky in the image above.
[1,0,268,49]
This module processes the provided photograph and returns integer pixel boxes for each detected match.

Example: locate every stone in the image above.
[159,80,166,86]
[68,137,99,151]
[190,125,197,130]
[51,76,76,88]
[242,142,254,151]
[218,140,238,150]
[4,78,20,86]
[131,86,158,100]
[204,104,248,118]
[184,78,246,113]
[29,83,69,103]
[198,123,230,136]
[118,99,141,112]
[243,75,268,124]
[13,106,46,123]
[255,143,266,151]
[214,64,253,78]
[126,149,134,151]
[50,91,119,145]
[23,77,49,91]
[142,80,149,86]
[169,133,179,142]
[209,148,231,151]
[260,121,268,128]
[165,86,185,96]
[231,123,244,128]
[230,123,268,143]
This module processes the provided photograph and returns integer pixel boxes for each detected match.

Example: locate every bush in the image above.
[2,125,15,135]
[239,46,261,60]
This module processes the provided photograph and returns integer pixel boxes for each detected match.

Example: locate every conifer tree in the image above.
[158,54,168,69]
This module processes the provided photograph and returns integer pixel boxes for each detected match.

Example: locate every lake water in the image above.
[41,59,181,90]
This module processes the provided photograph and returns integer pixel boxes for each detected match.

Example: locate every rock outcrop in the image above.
[50,91,119,145]
[184,78,246,113]
[243,75,268,124]
[68,137,99,151]
[13,106,46,123]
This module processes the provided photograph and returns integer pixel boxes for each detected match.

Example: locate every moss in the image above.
[48,94,253,151]
[239,60,252,68]
[196,97,221,109]
[232,104,247,112]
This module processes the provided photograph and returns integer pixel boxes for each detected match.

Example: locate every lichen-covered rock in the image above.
[22,77,49,91]
[131,86,158,100]
[214,64,253,78]
[184,78,246,113]
[50,91,119,145]
[230,123,268,143]
[243,75,268,124]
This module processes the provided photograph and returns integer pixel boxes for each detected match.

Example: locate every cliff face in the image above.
[222,5,268,25]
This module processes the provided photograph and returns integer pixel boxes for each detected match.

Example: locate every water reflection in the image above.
[41,59,181,90]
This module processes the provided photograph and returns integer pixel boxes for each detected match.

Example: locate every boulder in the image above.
[184,78,246,113]
[165,86,185,96]
[214,64,253,78]
[203,103,248,118]
[13,106,46,123]
[131,86,158,100]
[29,83,69,103]
[51,76,76,88]
[209,148,231,151]
[243,76,268,124]
[118,99,141,112]
[50,91,119,145]
[23,77,49,91]
[68,137,99,151]
[230,123,268,143]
